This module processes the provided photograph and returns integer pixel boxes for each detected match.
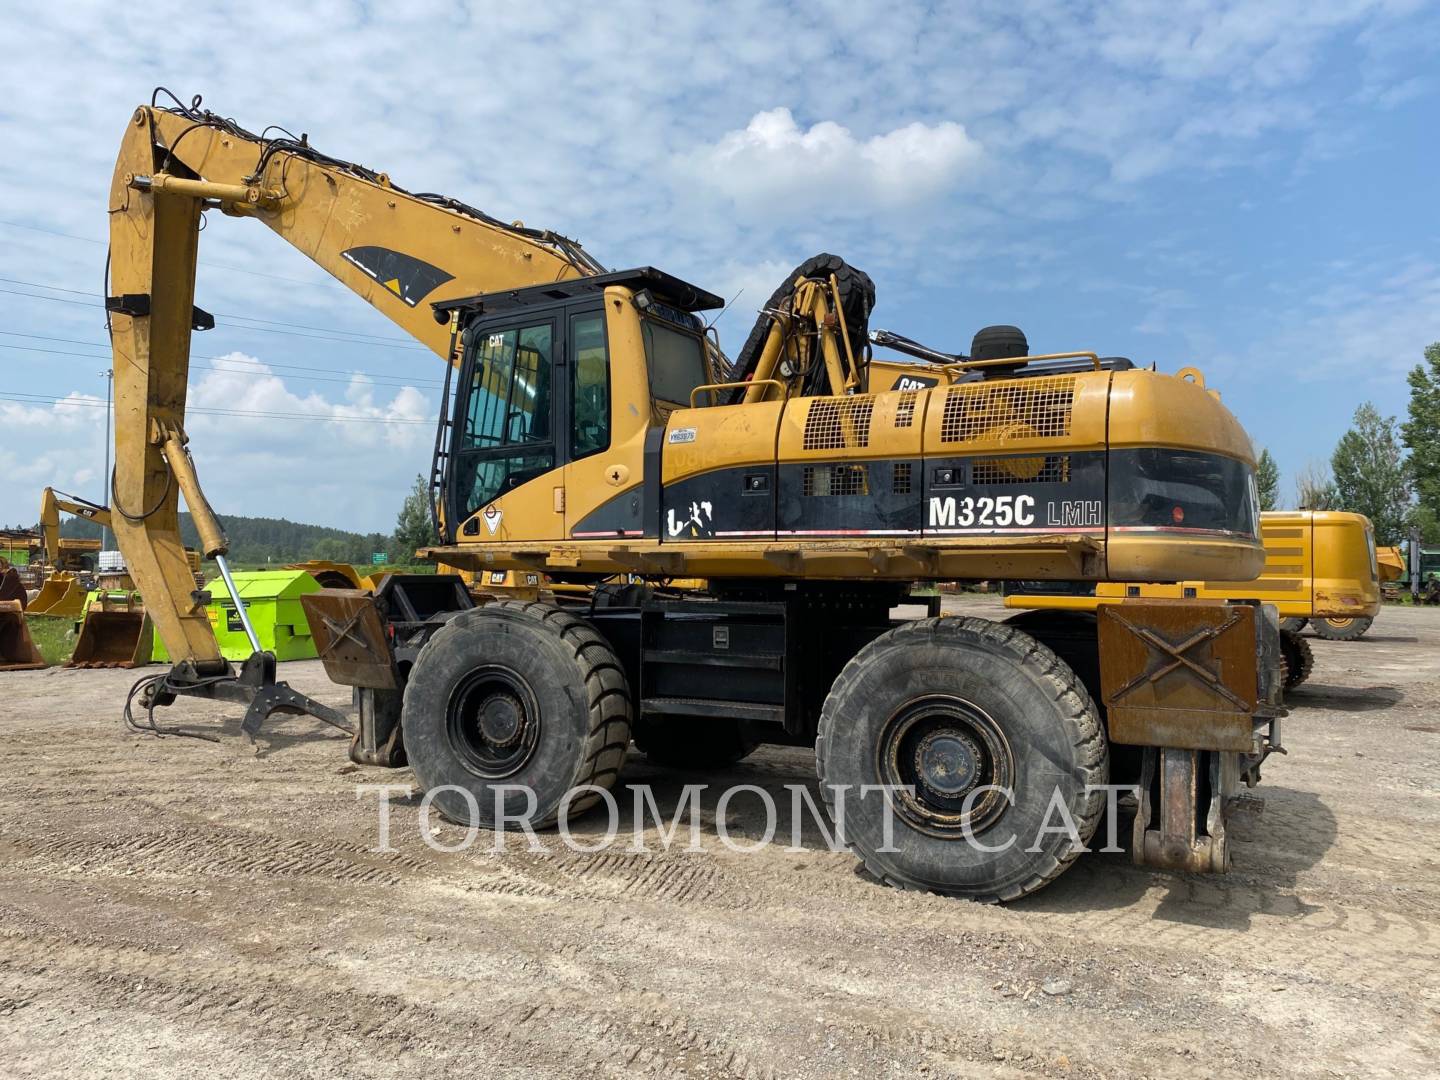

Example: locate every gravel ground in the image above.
[1,596,1437,1078]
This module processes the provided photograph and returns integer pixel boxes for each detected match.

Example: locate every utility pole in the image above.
[100,369,113,550]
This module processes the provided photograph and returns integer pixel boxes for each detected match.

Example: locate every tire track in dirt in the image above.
[1,826,432,886]
[0,923,774,1079]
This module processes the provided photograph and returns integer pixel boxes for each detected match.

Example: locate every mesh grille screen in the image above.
[803,464,870,497]
[892,462,913,494]
[939,377,1075,444]
[894,391,918,429]
[803,397,875,450]
[970,455,1071,485]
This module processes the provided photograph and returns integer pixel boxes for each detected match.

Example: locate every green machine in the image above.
[154,570,323,663]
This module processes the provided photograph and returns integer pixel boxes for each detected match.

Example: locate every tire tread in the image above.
[815,615,1106,903]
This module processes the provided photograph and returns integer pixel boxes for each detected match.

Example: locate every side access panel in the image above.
[775,391,925,539]
[660,401,783,541]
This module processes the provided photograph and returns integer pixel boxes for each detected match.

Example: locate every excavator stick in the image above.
[0,601,47,671]
[67,593,154,669]
[29,572,87,618]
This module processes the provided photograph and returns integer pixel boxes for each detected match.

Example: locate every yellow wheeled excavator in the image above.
[105,90,1284,900]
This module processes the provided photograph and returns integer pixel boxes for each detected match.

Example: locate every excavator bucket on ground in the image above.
[0,566,27,609]
[29,572,86,617]
[67,593,154,668]
[0,600,47,671]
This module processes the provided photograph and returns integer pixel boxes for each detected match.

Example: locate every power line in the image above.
[0,276,419,344]
[0,287,432,351]
[0,329,443,388]
[0,343,443,391]
[0,219,349,291]
[0,389,433,426]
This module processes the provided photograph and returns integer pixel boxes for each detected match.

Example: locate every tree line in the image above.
[39,474,439,569]
[1266,341,1440,546]
[57,511,403,568]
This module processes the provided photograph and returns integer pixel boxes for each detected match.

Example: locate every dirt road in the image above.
[2,597,1437,1078]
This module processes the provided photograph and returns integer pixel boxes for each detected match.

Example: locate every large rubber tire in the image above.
[1279,617,1308,633]
[635,718,760,770]
[816,617,1107,903]
[727,253,875,400]
[1311,615,1373,642]
[1279,627,1314,690]
[401,600,631,828]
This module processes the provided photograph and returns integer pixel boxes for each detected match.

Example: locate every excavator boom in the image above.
[108,94,604,669]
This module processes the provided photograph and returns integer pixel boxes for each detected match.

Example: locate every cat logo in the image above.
[892,374,938,391]
[340,246,454,307]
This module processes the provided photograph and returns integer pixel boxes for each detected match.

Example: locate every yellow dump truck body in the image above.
[1006,510,1380,619]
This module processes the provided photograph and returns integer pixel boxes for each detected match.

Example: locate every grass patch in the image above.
[23,614,78,666]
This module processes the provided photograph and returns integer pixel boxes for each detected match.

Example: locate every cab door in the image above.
[563,300,657,540]
[448,314,564,542]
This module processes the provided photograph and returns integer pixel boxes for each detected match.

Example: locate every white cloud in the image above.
[185,352,431,452]
[686,108,982,215]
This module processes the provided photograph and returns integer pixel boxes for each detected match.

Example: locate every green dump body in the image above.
[153,569,322,663]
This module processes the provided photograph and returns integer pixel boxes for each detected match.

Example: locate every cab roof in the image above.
[431,267,723,321]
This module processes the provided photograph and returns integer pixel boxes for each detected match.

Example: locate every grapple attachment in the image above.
[0,601,47,671]
[68,593,154,669]
[29,572,87,617]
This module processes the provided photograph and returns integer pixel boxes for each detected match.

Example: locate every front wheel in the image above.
[401,601,632,828]
[1279,617,1308,633]
[1312,615,1373,641]
[815,617,1107,903]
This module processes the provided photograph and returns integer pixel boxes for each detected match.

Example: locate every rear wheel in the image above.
[1279,617,1308,633]
[1279,627,1314,690]
[1312,616,1372,641]
[816,617,1107,903]
[401,601,631,828]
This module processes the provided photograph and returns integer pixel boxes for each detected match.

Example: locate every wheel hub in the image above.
[477,692,524,748]
[446,667,541,779]
[913,730,981,799]
[877,695,1015,838]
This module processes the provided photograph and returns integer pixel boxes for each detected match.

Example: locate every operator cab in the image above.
[431,268,721,544]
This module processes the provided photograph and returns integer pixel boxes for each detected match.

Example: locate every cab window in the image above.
[642,319,707,405]
[570,312,609,458]
[455,319,556,518]
[463,323,553,448]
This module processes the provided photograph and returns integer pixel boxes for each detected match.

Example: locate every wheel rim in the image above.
[876,695,1015,838]
[445,665,541,779]
[1326,618,1353,628]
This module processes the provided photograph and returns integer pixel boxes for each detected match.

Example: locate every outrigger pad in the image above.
[148,651,353,741]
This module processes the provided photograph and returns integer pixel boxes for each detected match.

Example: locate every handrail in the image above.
[939,351,1102,380]
[689,379,787,408]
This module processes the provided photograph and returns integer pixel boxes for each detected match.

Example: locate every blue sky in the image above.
[2,1,1437,532]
